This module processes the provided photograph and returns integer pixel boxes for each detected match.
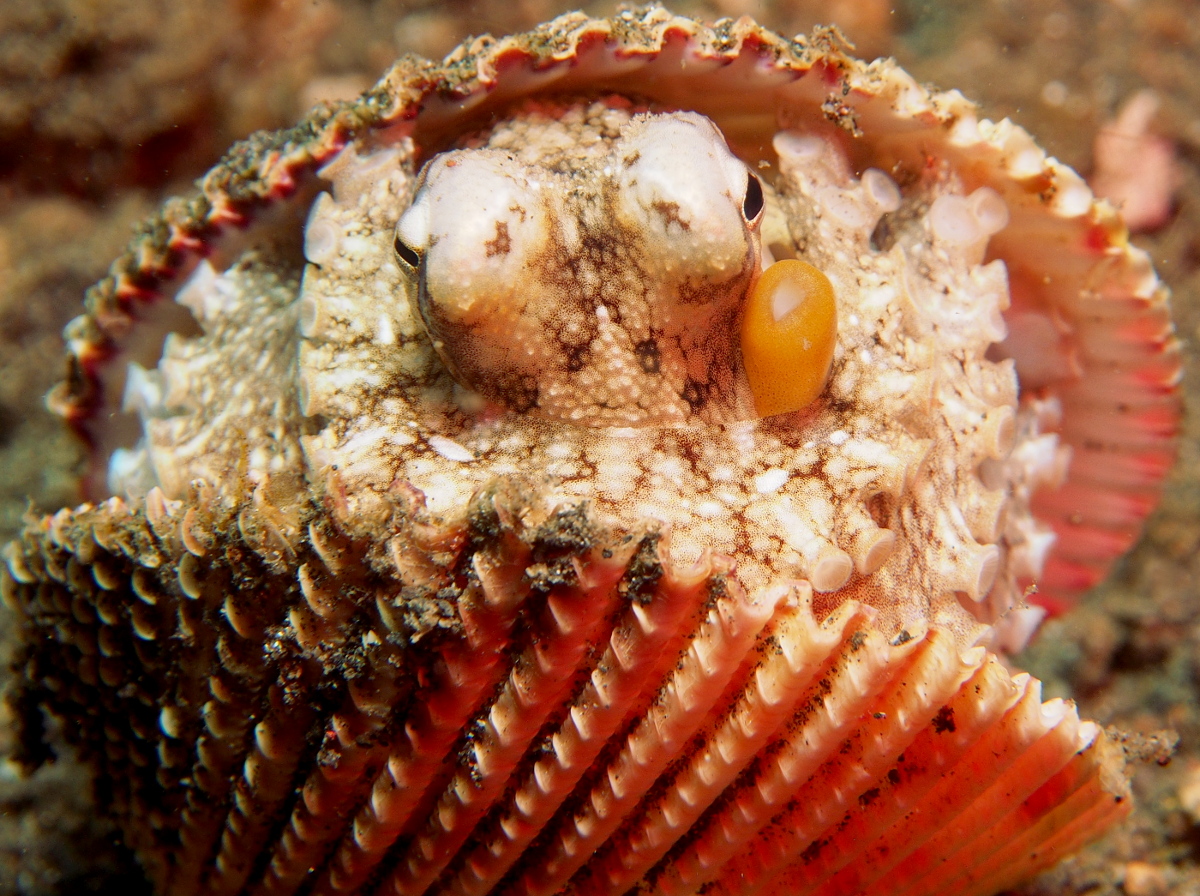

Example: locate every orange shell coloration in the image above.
[4,490,1127,896]
[3,7,1181,896]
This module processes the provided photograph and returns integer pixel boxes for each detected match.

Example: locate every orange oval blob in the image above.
[740,259,837,418]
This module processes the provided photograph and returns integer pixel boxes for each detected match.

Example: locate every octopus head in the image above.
[395,108,832,425]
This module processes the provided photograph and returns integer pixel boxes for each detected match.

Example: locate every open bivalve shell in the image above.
[3,7,1179,896]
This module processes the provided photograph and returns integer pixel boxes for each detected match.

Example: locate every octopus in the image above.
[0,8,1182,896]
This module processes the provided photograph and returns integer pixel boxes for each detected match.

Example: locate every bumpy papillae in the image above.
[3,487,1128,896]
[53,8,1179,615]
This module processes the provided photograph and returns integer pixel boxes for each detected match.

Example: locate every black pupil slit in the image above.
[743,172,765,221]
[395,234,421,268]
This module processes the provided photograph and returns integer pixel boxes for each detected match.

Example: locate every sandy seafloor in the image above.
[0,0,1197,893]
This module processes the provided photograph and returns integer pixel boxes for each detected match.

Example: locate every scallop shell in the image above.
[4,7,1179,896]
[4,487,1128,896]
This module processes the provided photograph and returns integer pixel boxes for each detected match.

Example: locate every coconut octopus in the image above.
[1,8,1182,896]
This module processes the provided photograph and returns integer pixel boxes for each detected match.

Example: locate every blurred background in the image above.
[0,1,1196,893]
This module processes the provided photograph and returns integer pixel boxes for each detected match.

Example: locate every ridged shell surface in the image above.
[5,487,1128,896]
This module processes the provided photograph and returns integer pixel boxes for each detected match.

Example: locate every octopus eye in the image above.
[740,259,837,418]
[394,231,422,270]
[743,172,765,222]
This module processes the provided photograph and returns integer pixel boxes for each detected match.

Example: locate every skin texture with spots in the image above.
[396,101,764,426]
[285,95,1030,639]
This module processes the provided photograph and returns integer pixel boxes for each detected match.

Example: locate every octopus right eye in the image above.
[743,171,765,222]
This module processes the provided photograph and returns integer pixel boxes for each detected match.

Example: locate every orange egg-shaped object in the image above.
[741,259,838,418]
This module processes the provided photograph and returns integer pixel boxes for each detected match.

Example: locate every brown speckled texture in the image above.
[0,1,1196,894]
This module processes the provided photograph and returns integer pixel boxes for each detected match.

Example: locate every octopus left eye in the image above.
[393,184,432,273]
[394,232,422,270]
[740,259,838,418]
